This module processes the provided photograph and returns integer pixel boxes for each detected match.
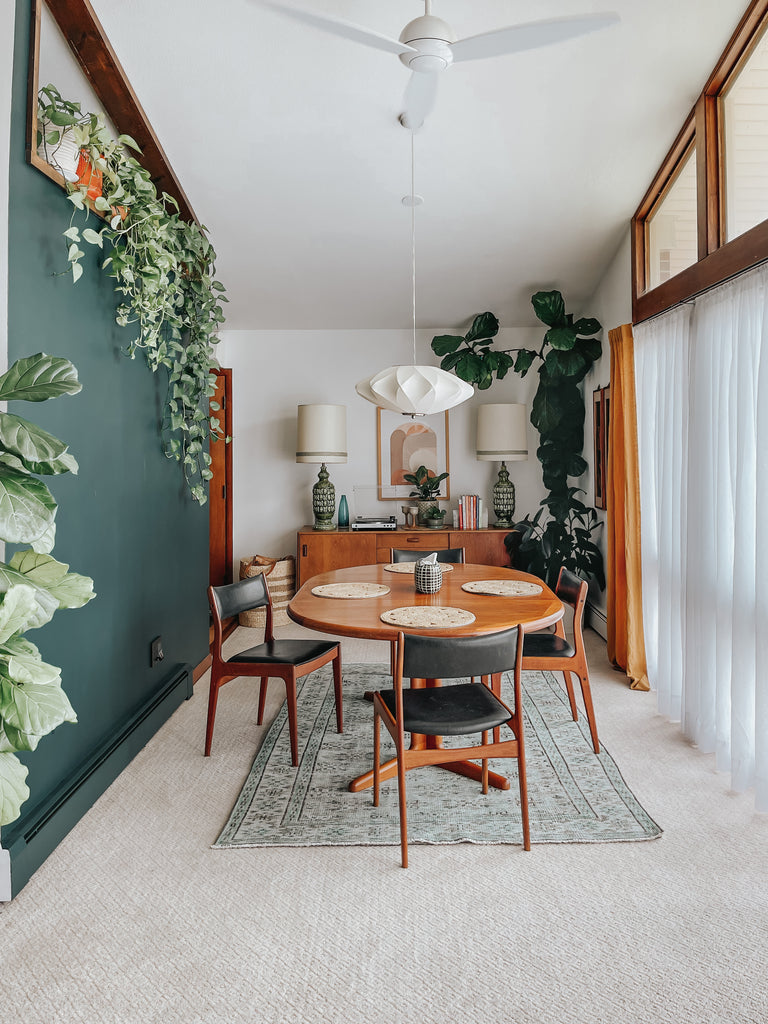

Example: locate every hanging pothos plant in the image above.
[0,353,96,826]
[432,293,605,588]
[37,84,227,505]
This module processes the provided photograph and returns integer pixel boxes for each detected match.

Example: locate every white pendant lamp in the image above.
[356,132,473,417]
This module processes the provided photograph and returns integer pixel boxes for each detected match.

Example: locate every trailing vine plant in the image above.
[37,85,227,505]
[432,293,605,588]
[0,353,96,826]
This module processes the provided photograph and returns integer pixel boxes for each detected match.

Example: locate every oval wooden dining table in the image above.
[287,562,564,793]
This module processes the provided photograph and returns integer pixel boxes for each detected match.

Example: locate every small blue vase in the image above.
[338,494,349,529]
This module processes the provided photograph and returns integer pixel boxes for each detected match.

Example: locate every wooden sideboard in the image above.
[296,526,514,588]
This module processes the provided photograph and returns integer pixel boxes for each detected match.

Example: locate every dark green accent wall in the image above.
[3,0,209,893]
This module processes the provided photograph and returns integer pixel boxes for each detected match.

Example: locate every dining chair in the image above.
[521,566,599,753]
[389,547,466,563]
[206,574,343,764]
[372,626,529,867]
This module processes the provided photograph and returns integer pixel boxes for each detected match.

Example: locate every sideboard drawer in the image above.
[376,532,450,562]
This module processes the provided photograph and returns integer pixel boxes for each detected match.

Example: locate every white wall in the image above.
[581,231,633,630]
[217,327,547,571]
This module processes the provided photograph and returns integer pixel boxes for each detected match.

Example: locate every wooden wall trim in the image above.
[31,0,196,224]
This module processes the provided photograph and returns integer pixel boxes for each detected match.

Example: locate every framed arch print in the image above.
[377,408,450,501]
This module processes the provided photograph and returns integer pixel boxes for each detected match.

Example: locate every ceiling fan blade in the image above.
[451,12,620,64]
[400,72,439,131]
[253,0,418,56]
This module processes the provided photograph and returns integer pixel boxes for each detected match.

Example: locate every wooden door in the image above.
[209,368,233,588]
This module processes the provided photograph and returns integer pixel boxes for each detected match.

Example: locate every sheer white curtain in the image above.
[635,263,768,810]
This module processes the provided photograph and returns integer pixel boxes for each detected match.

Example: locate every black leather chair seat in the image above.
[378,682,510,736]
[227,638,339,667]
[522,633,575,659]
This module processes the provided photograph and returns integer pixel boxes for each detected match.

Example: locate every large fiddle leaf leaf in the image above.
[0,466,57,544]
[0,635,75,754]
[8,551,95,611]
[0,585,38,643]
[0,412,78,476]
[465,312,499,343]
[0,752,29,826]
[0,352,81,403]
[531,290,566,327]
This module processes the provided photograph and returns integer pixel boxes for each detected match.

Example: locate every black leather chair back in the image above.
[401,627,520,681]
[210,574,270,621]
[555,568,586,609]
[390,547,466,564]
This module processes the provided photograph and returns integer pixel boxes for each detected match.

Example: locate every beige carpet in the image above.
[1,625,767,1024]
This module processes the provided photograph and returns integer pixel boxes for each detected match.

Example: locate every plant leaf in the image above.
[465,312,499,343]
[545,326,578,351]
[0,466,57,544]
[0,585,39,643]
[0,353,81,402]
[531,290,566,327]
[8,551,95,611]
[0,752,29,826]
[514,349,536,377]
[0,659,76,752]
[431,335,464,356]
[573,316,602,337]
[0,412,76,476]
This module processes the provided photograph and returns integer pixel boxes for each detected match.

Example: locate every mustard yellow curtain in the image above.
[607,324,649,690]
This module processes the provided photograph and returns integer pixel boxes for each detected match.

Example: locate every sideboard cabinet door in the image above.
[297,531,376,587]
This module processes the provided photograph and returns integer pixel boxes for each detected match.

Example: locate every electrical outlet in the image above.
[150,636,164,667]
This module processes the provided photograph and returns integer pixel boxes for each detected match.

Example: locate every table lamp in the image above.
[296,404,348,530]
[475,403,528,528]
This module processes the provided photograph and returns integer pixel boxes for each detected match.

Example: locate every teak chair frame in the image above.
[206,574,342,765]
[522,566,599,754]
[372,627,529,868]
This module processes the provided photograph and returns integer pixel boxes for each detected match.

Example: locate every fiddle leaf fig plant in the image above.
[432,290,605,587]
[0,353,96,827]
[403,465,449,500]
[37,84,227,505]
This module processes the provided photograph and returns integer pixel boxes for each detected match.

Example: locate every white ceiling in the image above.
[89,0,748,330]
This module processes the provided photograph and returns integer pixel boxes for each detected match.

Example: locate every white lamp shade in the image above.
[355,365,474,416]
[476,403,528,461]
[296,404,348,464]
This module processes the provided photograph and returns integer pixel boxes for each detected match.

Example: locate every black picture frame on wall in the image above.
[593,385,610,510]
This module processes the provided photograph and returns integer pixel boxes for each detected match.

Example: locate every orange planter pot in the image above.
[75,149,103,201]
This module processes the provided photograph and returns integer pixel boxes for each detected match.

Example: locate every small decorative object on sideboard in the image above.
[415,552,443,594]
[401,504,419,527]
[338,494,350,529]
[423,505,447,529]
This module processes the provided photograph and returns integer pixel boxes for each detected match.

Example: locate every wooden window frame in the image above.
[632,0,768,324]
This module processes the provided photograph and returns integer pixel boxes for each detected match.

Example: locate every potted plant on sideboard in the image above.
[403,465,449,525]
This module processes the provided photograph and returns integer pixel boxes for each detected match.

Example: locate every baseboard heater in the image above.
[3,664,192,898]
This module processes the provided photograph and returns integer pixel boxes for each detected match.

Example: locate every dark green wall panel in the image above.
[3,0,210,890]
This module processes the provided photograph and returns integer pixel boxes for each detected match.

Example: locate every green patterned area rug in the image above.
[214,664,662,849]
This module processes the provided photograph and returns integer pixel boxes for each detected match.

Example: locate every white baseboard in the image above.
[586,601,607,640]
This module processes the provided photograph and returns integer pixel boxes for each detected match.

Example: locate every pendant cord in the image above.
[411,129,416,365]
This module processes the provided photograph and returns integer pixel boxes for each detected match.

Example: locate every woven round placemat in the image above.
[311,583,391,599]
[461,580,543,597]
[383,562,454,574]
[380,606,475,628]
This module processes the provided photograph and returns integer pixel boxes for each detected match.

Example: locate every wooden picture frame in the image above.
[376,409,450,501]
[593,386,610,510]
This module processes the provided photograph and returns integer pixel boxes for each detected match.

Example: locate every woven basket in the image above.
[238,554,296,628]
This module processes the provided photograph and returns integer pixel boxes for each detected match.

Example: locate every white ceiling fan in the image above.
[254,0,620,128]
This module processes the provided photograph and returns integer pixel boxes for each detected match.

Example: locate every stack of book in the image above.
[457,494,483,529]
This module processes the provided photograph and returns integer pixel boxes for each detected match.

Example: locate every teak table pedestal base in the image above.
[349,675,511,793]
